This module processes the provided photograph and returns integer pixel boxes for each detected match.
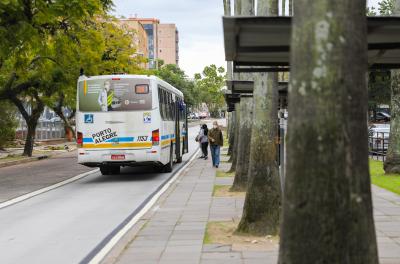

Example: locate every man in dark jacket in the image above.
[208,121,223,168]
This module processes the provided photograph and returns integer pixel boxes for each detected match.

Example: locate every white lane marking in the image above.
[88,148,200,264]
[0,169,99,210]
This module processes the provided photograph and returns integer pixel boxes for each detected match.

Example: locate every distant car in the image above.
[199,112,208,119]
[369,124,390,152]
[374,111,391,123]
[50,116,62,122]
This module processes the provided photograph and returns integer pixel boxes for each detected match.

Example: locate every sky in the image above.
[112,0,381,78]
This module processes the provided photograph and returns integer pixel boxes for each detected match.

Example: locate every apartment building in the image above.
[157,24,179,66]
[119,17,179,69]
[118,19,149,68]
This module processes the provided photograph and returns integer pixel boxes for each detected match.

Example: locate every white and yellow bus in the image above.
[76,74,188,175]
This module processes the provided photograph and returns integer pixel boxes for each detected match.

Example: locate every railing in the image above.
[369,132,389,162]
[16,120,65,141]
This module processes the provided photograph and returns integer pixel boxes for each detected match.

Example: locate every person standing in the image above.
[198,124,209,159]
[208,121,223,168]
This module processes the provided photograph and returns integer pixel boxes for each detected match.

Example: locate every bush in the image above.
[0,102,18,149]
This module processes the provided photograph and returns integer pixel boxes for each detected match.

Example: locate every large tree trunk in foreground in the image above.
[279,1,378,263]
[231,96,253,191]
[237,0,281,236]
[384,0,400,174]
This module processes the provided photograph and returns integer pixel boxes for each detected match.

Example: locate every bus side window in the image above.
[165,92,171,120]
[181,99,185,120]
[161,89,165,120]
[158,87,163,120]
[169,93,173,121]
[172,96,176,121]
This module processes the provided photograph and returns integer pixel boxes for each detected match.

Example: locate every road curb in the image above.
[0,155,50,169]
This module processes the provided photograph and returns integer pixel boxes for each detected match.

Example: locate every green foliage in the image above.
[155,64,200,107]
[194,65,226,117]
[0,102,18,148]
[216,170,235,178]
[0,0,146,155]
[378,0,395,15]
[368,70,391,110]
[370,159,400,195]
[368,0,395,16]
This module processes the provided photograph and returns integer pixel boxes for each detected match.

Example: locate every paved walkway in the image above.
[110,152,400,264]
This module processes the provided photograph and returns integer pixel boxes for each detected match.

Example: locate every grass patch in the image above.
[213,185,245,197]
[212,185,226,196]
[203,222,212,244]
[216,170,234,178]
[223,135,229,147]
[203,221,279,251]
[0,154,24,162]
[370,159,400,195]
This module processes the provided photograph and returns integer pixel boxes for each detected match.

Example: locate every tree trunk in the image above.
[230,0,255,187]
[289,0,293,15]
[234,0,241,15]
[279,1,378,263]
[282,0,286,16]
[241,0,254,15]
[229,103,240,170]
[384,0,400,174]
[53,107,76,139]
[385,72,400,173]
[23,119,38,156]
[228,111,236,156]
[237,0,281,236]
[224,0,234,157]
[231,96,253,191]
[223,0,230,15]
[9,94,44,157]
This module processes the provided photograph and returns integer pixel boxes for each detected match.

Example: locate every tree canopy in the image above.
[0,0,145,155]
[194,64,226,116]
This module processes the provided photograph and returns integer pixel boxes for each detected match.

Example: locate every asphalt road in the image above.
[0,152,94,203]
[0,123,204,264]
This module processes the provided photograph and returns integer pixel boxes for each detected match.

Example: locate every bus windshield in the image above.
[78,78,152,112]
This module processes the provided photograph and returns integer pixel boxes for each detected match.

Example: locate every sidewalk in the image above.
[108,149,400,264]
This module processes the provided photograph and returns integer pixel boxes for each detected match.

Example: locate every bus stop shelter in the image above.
[224,93,241,112]
[223,16,400,72]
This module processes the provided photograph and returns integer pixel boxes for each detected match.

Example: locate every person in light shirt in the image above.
[98,81,114,111]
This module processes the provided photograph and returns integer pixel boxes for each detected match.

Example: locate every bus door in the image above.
[175,100,182,162]
[182,104,189,154]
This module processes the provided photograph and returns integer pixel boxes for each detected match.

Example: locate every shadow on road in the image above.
[84,165,164,184]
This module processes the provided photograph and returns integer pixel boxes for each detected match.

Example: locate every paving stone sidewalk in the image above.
[111,153,400,264]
